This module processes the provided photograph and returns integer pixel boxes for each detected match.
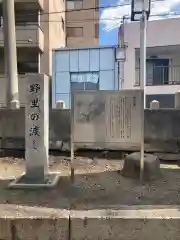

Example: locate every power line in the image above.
[12,2,180,22]
[14,18,122,24]
[1,1,179,30]
[7,12,178,45]
[13,11,180,25]
[15,3,130,17]
[12,0,166,17]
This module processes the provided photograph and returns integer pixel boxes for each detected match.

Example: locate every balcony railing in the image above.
[135,65,180,86]
[15,0,44,10]
[0,25,44,51]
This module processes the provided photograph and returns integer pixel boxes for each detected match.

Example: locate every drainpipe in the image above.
[3,0,20,109]
[118,16,125,89]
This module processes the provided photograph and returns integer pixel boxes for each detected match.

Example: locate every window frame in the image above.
[145,58,169,85]
[70,72,100,91]
[66,0,83,10]
[67,27,83,37]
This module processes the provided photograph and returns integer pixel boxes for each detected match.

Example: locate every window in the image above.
[146,59,169,85]
[95,23,99,38]
[15,10,38,26]
[67,0,83,10]
[17,62,38,74]
[70,72,99,91]
[67,27,83,37]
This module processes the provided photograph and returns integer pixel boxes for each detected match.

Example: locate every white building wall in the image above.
[145,85,180,95]
[124,17,180,49]
[123,17,180,90]
[124,46,136,89]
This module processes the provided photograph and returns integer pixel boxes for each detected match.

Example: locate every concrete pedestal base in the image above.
[8,172,60,189]
[9,100,20,109]
[121,152,161,181]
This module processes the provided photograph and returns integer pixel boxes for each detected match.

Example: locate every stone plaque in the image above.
[25,74,49,180]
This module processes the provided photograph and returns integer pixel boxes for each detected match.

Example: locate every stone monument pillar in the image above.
[25,74,49,180]
[9,74,60,188]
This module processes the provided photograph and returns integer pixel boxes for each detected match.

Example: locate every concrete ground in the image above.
[0,154,179,211]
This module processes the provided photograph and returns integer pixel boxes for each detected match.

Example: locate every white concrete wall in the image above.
[123,17,180,92]
[146,85,180,95]
[124,18,180,49]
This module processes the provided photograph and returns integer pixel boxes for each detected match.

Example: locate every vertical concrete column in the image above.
[175,91,180,109]
[25,74,49,180]
[3,0,19,109]
[123,47,136,89]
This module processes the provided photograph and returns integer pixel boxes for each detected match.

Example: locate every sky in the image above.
[100,0,180,45]
[100,0,119,45]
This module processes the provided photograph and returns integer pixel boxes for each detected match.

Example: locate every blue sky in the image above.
[100,0,118,45]
[100,0,180,46]
[100,25,118,45]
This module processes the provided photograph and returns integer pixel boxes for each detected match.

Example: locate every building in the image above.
[52,46,118,108]
[66,0,99,47]
[0,0,99,107]
[0,0,66,106]
[121,17,180,108]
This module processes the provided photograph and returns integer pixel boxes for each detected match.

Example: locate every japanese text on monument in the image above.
[28,83,41,149]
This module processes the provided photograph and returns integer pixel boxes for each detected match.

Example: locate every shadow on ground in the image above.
[0,166,180,210]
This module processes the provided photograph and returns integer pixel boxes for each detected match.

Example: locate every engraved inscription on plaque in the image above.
[27,83,41,150]
[108,96,133,140]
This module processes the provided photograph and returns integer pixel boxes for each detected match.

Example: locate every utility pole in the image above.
[139,4,147,183]
[118,16,126,89]
[131,0,150,183]
[3,0,20,109]
[140,10,147,107]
